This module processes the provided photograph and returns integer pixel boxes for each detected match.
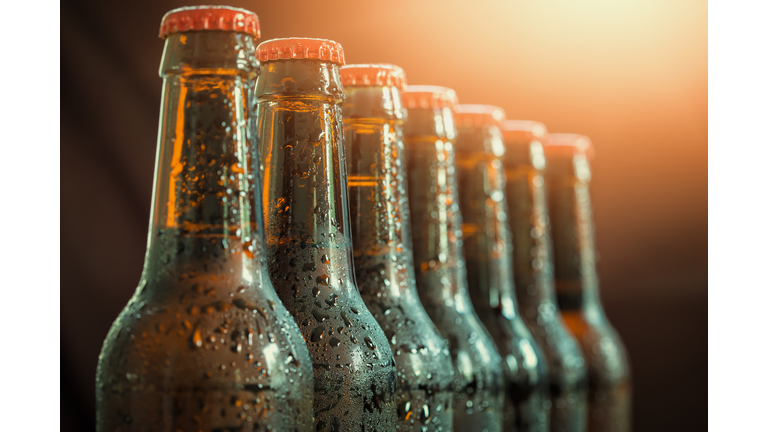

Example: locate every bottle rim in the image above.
[256,38,345,65]
[159,5,260,39]
[544,133,595,159]
[454,104,506,127]
[401,85,459,110]
[501,120,548,143]
[340,64,407,90]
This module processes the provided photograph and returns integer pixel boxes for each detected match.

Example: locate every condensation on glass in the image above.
[454,106,550,432]
[341,64,456,432]
[501,121,588,432]
[96,7,314,432]
[544,134,632,432]
[256,39,397,432]
[402,86,505,432]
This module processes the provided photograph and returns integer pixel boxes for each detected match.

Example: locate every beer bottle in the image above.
[403,86,505,432]
[454,105,550,432]
[341,64,456,431]
[543,134,631,432]
[96,7,314,431]
[256,39,398,431]
[501,121,588,432]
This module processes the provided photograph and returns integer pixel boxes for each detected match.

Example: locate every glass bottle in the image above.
[402,86,505,432]
[96,7,313,431]
[454,106,550,432]
[341,64,455,432]
[543,134,631,432]
[256,39,397,432]
[501,121,588,432]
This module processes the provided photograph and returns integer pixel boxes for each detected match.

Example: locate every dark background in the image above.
[61,0,707,430]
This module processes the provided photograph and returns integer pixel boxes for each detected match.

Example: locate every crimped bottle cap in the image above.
[454,104,506,127]
[256,38,345,65]
[159,5,260,39]
[401,85,459,110]
[501,120,548,143]
[544,133,595,159]
[340,64,407,89]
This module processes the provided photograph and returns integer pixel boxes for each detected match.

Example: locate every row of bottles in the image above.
[96,5,630,432]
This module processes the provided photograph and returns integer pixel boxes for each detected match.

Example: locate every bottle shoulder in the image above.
[561,311,631,382]
[97,282,312,387]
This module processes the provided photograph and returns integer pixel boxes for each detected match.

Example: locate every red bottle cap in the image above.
[159,6,260,39]
[454,104,506,127]
[256,38,345,65]
[401,85,459,110]
[544,133,595,159]
[501,120,548,143]
[340,64,407,89]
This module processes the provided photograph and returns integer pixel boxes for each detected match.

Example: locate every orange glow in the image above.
[166,83,187,228]
[252,0,707,302]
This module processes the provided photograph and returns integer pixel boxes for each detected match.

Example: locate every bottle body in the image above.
[546,153,631,432]
[455,123,550,432]
[344,83,455,432]
[96,31,314,432]
[503,142,588,432]
[404,106,505,432]
[257,58,397,431]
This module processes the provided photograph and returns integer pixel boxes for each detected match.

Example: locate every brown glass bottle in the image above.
[501,121,588,432]
[454,106,550,432]
[402,86,505,432]
[96,7,314,431]
[544,134,631,432]
[256,39,397,432]
[340,65,456,432]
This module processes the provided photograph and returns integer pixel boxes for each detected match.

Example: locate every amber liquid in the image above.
[258,59,397,432]
[547,158,632,432]
[404,120,505,432]
[504,161,588,432]
[456,148,550,432]
[345,105,455,432]
[96,32,313,432]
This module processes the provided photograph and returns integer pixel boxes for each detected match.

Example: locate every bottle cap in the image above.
[340,64,407,89]
[159,6,260,39]
[501,120,548,143]
[544,133,595,159]
[401,85,459,110]
[454,104,506,127]
[256,38,345,65]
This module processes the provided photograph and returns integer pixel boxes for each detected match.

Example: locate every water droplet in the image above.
[190,329,203,348]
[325,294,338,307]
[311,326,325,342]
[340,311,352,327]
[364,336,376,351]
[312,309,330,322]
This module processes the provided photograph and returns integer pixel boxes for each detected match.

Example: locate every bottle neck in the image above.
[403,107,457,140]
[257,60,355,283]
[455,125,518,318]
[404,108,473,312]
[503,161,558,309]
[343,86,416,299]
[546,154,603,316]
[143,32,264,286]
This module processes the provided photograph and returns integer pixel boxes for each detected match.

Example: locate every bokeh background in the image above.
[61,0,707,430]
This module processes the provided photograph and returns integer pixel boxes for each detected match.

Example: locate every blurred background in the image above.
[61,0,706,430]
